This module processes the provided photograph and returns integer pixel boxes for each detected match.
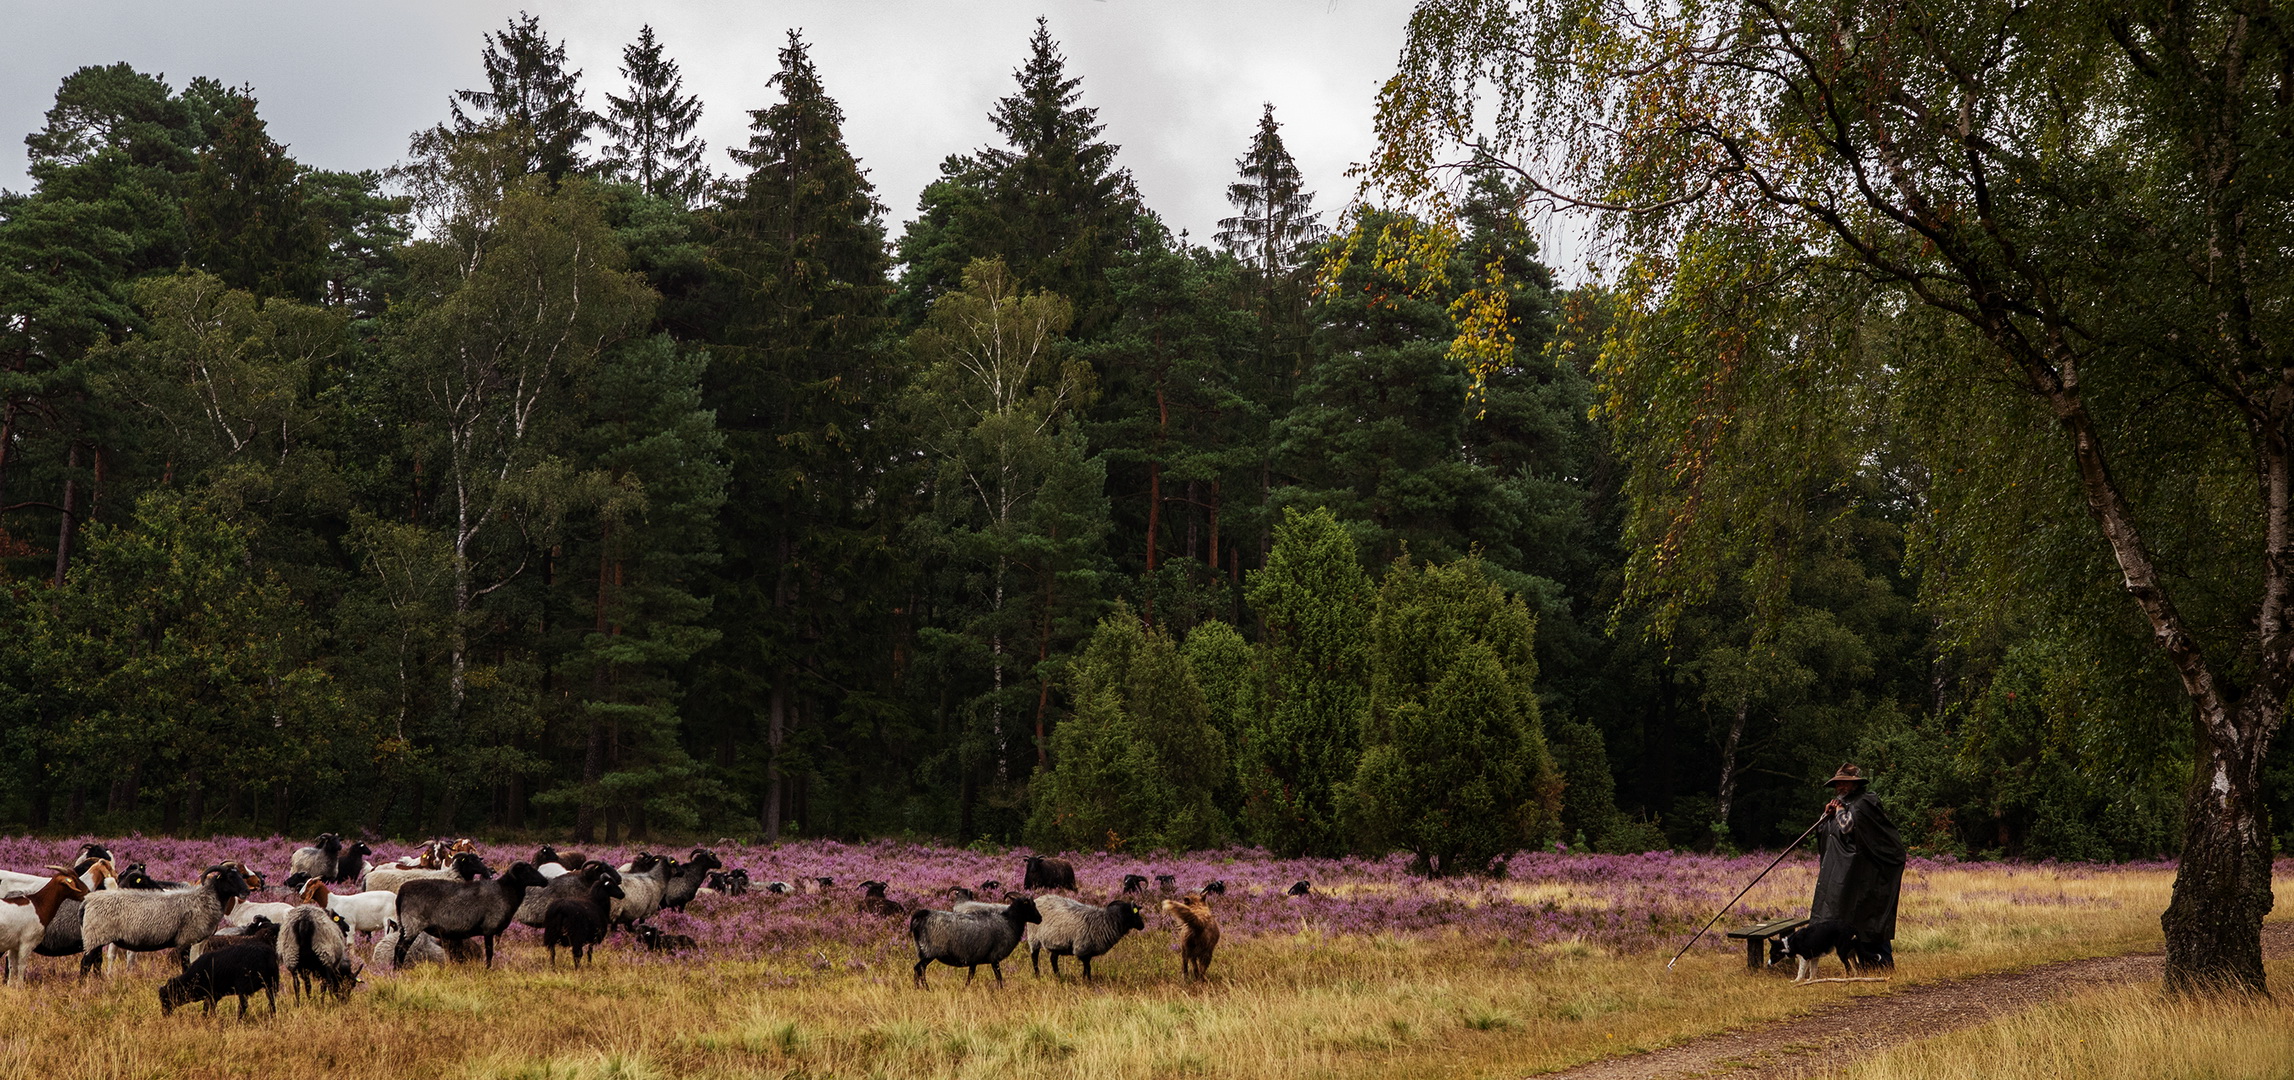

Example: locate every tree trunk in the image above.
[51,442,78,586]
[2160,695,2278,995]
[763,680,785,842]
[1715,696,1748,839]
[1208,480,1221,571]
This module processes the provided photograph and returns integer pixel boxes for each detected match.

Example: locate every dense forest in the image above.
[1,14,2286,865]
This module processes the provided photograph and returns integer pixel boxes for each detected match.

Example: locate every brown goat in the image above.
[1160,895,1219,982]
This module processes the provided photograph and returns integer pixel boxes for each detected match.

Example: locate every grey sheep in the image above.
[516,861,617,928]
[909,895,1042,988]
[393,861,550,968]
[80,865,251,976]
[373,919,446,968]
[609,853,671,928]
[287,834,341,883]
[1027,896,1146,980]
[659,848,722,912]
[278,905,357,1000]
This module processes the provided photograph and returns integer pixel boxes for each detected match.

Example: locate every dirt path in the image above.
[1536,922,2294,1079]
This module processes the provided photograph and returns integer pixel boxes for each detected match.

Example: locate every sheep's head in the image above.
[202,866,252,902]
[1110,901,1147,933]
[1006,895,1043,924]
[449,853,491,880]
[157,976,194,1016]
[346,841,374,861]
[76,843,114,864]
[686,848,722,872]
[534,845,561,866]
[503,862,551,889]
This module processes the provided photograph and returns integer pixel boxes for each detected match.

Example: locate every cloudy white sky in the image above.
[1,1,1429,245]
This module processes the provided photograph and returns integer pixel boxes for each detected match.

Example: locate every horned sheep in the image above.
[1027,896,1146,980]
[909,895,1042,988]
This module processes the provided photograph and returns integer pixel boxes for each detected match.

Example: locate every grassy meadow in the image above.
[0,836,2283,1080]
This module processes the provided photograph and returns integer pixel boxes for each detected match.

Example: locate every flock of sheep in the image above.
[0,839,1234,1017]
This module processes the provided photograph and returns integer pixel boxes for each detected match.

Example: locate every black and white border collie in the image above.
[1774,920,1893,982]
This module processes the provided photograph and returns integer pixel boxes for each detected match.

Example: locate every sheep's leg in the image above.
[990,961,1004,985]
[483,934,495,969]
[1049,951,1061,977]
[1030,943,1041,976]
[1080,955,1092,981]
[912,957,930,988]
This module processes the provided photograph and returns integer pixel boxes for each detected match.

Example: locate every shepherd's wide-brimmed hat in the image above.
[1822,763,1868,787]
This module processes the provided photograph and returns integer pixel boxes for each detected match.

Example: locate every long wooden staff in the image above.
[1666,813,1827,972]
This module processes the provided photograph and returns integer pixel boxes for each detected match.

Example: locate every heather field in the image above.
[0,835,2282,1080]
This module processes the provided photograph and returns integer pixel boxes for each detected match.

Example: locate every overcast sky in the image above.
[1,1,1426,245]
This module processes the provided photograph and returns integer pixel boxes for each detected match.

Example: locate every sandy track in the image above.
[1535,922,2294,1079]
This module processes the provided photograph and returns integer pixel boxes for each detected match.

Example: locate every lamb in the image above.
[365,852,488,894]
[633,924,694,952]
[373,919,446,968]
[80,865,251,976]
[516,861,618,928]
[303,879,396,945]
[909,895,1042,988]
[158,943,278,1018]
[1018,855,1072,891]
[541,870,623,969]
[658,848,722,912]
[703,869,750,896]
[0,871,87,983]
[608,853,672,929]
[1026,896,1146,980]
[392,861,550,968]
[1161,894,1220,981]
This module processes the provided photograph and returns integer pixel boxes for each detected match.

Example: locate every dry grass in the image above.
[0,863,2274,1080]
[1828,956,2294,1080]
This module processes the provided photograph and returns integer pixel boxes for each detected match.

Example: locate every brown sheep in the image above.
[1160,894,1219,982]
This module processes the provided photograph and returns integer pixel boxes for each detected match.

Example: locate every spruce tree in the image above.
[896,18,1138,334]
[598,25,708,205]
[696,31,899,840]
[1237,506,1371,855]
[1216,104,1323,280]
[184,90,326,301]
[451,12,595,182]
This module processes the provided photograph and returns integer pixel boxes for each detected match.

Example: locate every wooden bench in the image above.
[1725,917,1808,970]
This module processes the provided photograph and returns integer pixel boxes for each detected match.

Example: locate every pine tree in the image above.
[451,12,595,182]
[598,25,708,205]
[1236,506,1371,855]
[1344,554,1560,875]
[696,31,900,841]
[184,90,326,301]
[1216,104,1323,279]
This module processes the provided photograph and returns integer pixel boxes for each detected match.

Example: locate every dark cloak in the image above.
[1810,789,1907,940]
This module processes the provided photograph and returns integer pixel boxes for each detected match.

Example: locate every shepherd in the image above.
[1808,763,1906,969]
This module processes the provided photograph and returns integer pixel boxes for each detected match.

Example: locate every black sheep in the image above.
[542,870,623,969]
[1121,874,1148,894]
[1287,880,1312,896]
[159,943,279,1018]
[857,880,905,918]
[1155,874,1177,892]
[1021,855,1076,891]
[1202,879,1227,896]
[634,923,696,952]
